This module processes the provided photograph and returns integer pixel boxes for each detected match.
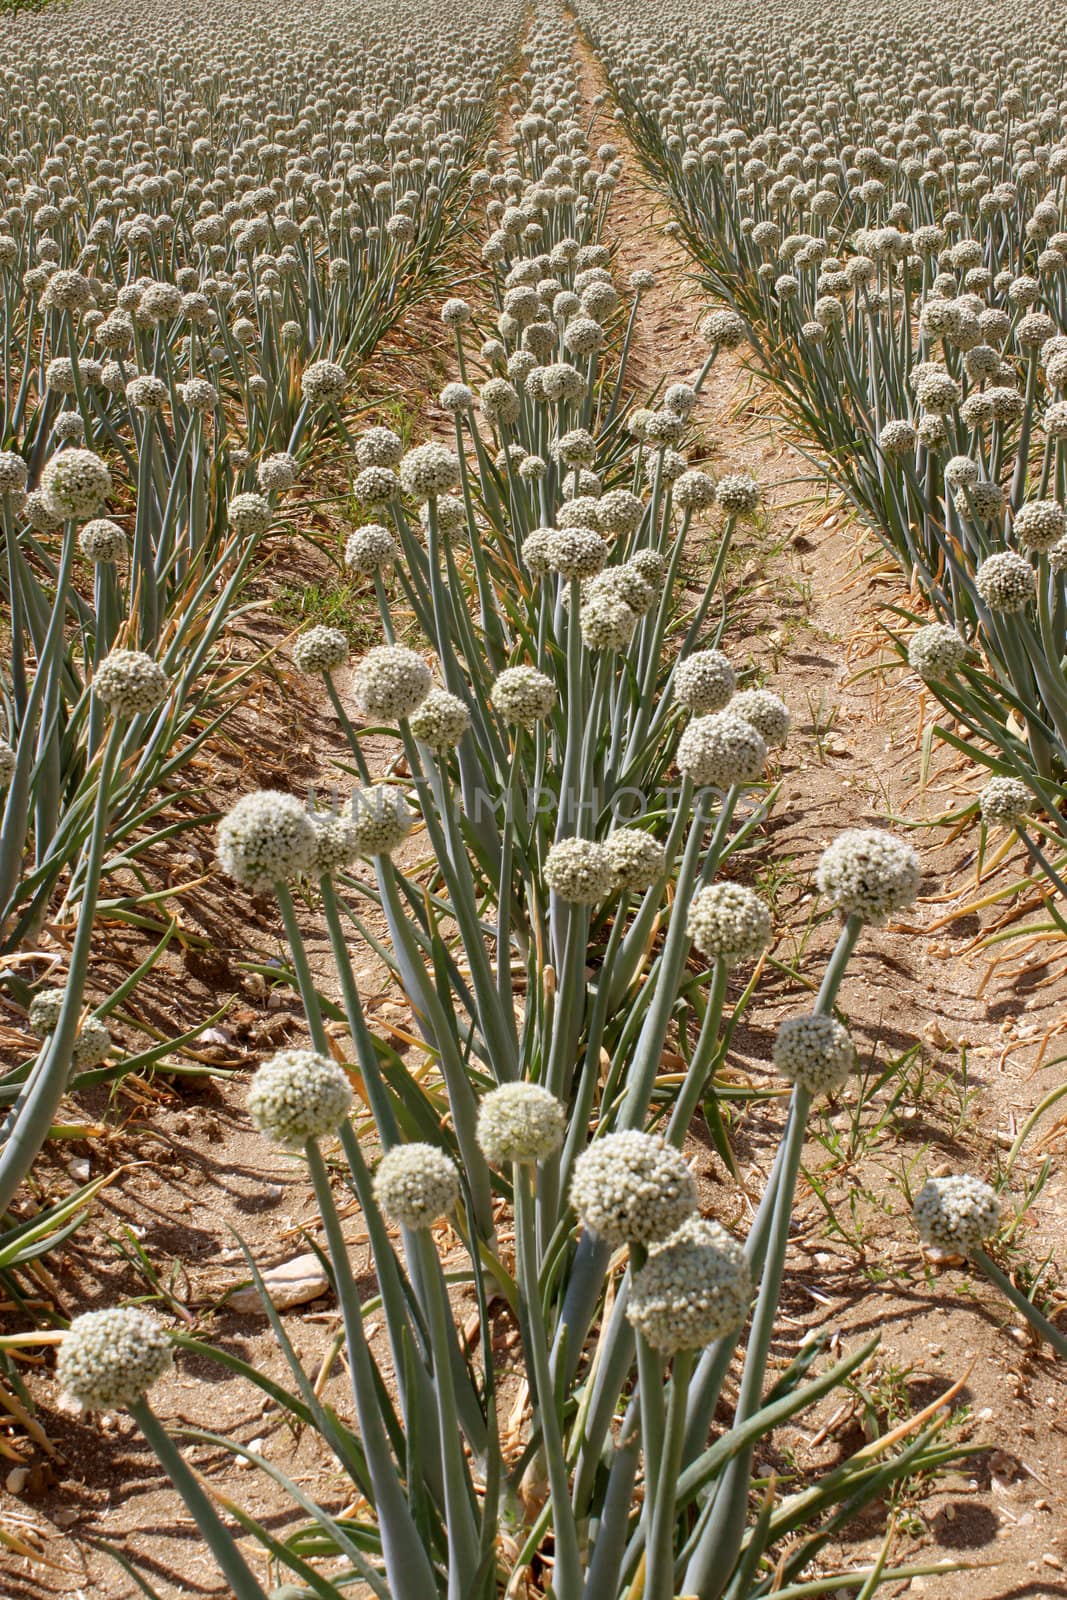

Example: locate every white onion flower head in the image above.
[908,623,969,679]
[816,829,921,925]
[676,711,767,789]
[409,688,471,750]
[301,360,347,406]
[674,470,717,511]
[217,790,317,893]
[374,1143,460,1229]
[399,443,460,500]
[627,1217,751,1353]
[571,1131,697,1246]
[674,650,736,714]
[544,837,613,904]
[604,828,667,892]
[0,452,29,497]
[292,627,348,675]
[715,474,761,515]
[345,524,398,576]
[774,1013,855,1096]
[546,528,608,580]
[310,811,360,876]
[58,1307,172,1412]
[729,689,790,747]
[580,594,637,652]
[348,785,413,857]
[975,551,1034,613]
[249,1049,352,1147]
[93,650,170,718]
[913,1174,1000,1255]
[356,428,404,469]
[0,740,14,791]
[78,519,127,563]
[29,987,66,1035]
[980,777,1034,828]
[1013,500,1066,553]
[228,492,272,538]
[351,645,431,721]
[72,1016,112,1069]
[702,308,747,348]
[477,1084,566,1166]
[687,882,771,966]
[258,453,299,495]
[491,666,555,727]
[41,450,111,521]
[595,489,643,536]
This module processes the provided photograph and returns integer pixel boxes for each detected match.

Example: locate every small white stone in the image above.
[229,1253,329,1313]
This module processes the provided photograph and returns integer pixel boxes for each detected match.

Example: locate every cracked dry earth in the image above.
[4,22,1067,1600]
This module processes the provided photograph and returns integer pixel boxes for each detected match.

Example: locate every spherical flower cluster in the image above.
[715,474,761,515]
[217,790,317,893]
[0,452,29,497]
[570,1132,697,1246]
[674,470,717,511]
[491,666,555,727]
[409,687,471,750]
[373,1143,460,1228]
[879,420,917,457]
[975,550,1034,613]
[353,466,399,508]
[346,785,413,857]
[310,811,360,876]
[178,378,218,412]
[228,492,272,538]
[673,649,736,714]
[29,987,66,1035]
[40,449,111,520]
[355,428,404,470]
[908,623,969,679]
[913,1174,1000,1255]
[400,443,460,500]
[627,1217,751,1353]
[248,1049,353,1147]
[126,375,169,411]
[544,837,613,903]
[944,456,980,490]
[351,645,431,721]
[0,740,15,790]
[729,689,790,746]
[676,710,767,789]
[345,523,398,575]
[79,519,127,563]
[979,776,1034,828]
[774,1013,855,1096]
[57,1307,172,1412]
[1013,499,1066,553]
[292,626,348,675]
[441,298,471,328]
[604,828,667,892]
[72,1016,112,1068]
[476,1083,566,1166]
[547,529,608,580]
[595,488,644,536]
[258,453,299,495]
[580,593,637,651]
[93,650,170,718]
[301,360,347,406]
[702,308,747,349]
[816,828,921,924]
[687,882,771,966]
